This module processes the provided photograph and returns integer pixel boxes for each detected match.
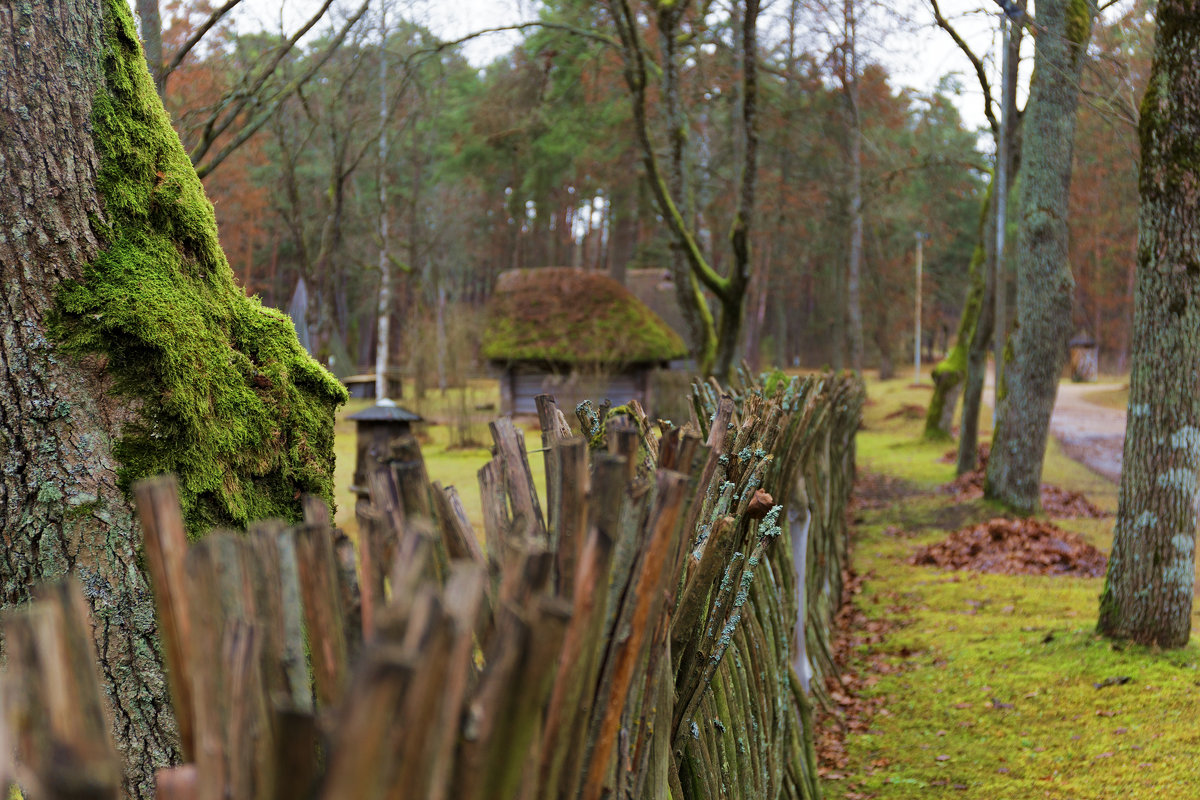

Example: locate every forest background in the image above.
[149,0,1150,386]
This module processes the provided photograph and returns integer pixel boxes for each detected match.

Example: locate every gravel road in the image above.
[984,374,1126,484]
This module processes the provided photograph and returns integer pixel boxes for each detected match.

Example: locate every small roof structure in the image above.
[346,401,422,424]
[482,268,687,367]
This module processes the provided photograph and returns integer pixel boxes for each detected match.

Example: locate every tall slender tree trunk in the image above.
[375,4,391,399]
[985,0,1096,514]
[0,3,343,795]
[843,0,864,373]
[1097,1,1200,648]
[956,206,997,474]
[928,12,1024,450]
[712,0,760,382]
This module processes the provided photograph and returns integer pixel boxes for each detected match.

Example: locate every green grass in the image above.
[859,375,961,488]
[832,371,1200,799]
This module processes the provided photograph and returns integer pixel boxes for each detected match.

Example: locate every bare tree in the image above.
[136,0,369,177]
[922,0,1026,479]
[605,0,761,381]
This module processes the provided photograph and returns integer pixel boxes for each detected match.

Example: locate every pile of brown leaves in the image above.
[909,517,1107,577]
[1039,485,1108,519]
[942,444,1107,519]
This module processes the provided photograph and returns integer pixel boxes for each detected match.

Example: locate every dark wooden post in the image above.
[347,402,423,523]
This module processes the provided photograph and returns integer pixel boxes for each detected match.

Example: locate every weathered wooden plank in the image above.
[553,437,588,599]
[271,527,313,712]
[431,481,485,564]
[4,581,121,800]
[489,417,546,542]
[293,522,350,710]
[581,470,689,800]
[133,476,196,759]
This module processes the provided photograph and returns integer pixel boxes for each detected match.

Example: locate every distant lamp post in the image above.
[914,231,931,384]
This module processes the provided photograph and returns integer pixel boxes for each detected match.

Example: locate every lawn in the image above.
[830,372,1200,800]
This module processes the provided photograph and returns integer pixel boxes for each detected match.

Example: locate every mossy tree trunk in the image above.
[0,2,345,795]
[984,0,1096,514]
[955,210,997,475]
[959,15,1023,475]
[1097,1,1200,649]
[924,183,991,442]
[609,0,759,383]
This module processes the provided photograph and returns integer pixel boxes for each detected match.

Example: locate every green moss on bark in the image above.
[923,179,993,441]
[53,0,347,537]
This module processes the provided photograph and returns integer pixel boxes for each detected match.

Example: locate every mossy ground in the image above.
[832,370,1200,799]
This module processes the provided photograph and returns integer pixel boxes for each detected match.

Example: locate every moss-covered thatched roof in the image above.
[482,268,688,366]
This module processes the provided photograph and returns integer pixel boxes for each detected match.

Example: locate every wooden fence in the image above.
[0,371,863,800]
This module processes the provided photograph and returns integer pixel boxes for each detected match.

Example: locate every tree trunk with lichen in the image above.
[984,0,1095,514]
[0,2,345,796]
[1097,1,1200,649]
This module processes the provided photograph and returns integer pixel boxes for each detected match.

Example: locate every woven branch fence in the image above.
[1,371,863,800]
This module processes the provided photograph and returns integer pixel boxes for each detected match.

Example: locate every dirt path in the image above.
[985,373,1126,483]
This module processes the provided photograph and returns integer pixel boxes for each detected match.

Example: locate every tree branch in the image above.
[929,0,999,136]
[163,0,243,83]
[606,0,729,301]
[190,0,349,169]
[193,1,369,178]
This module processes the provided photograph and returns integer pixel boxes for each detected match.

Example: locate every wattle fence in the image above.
[2,371,863,800]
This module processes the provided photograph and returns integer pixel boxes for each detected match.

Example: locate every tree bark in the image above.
[0,2,344,795]
[1097,1,1200,648]
[843,0,865,374]
[0,5,174,795]
[985,0,1095,513]
[136,0,164,97]
[925,185,991,441]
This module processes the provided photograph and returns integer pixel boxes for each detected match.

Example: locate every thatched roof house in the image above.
[483,268,687,415]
